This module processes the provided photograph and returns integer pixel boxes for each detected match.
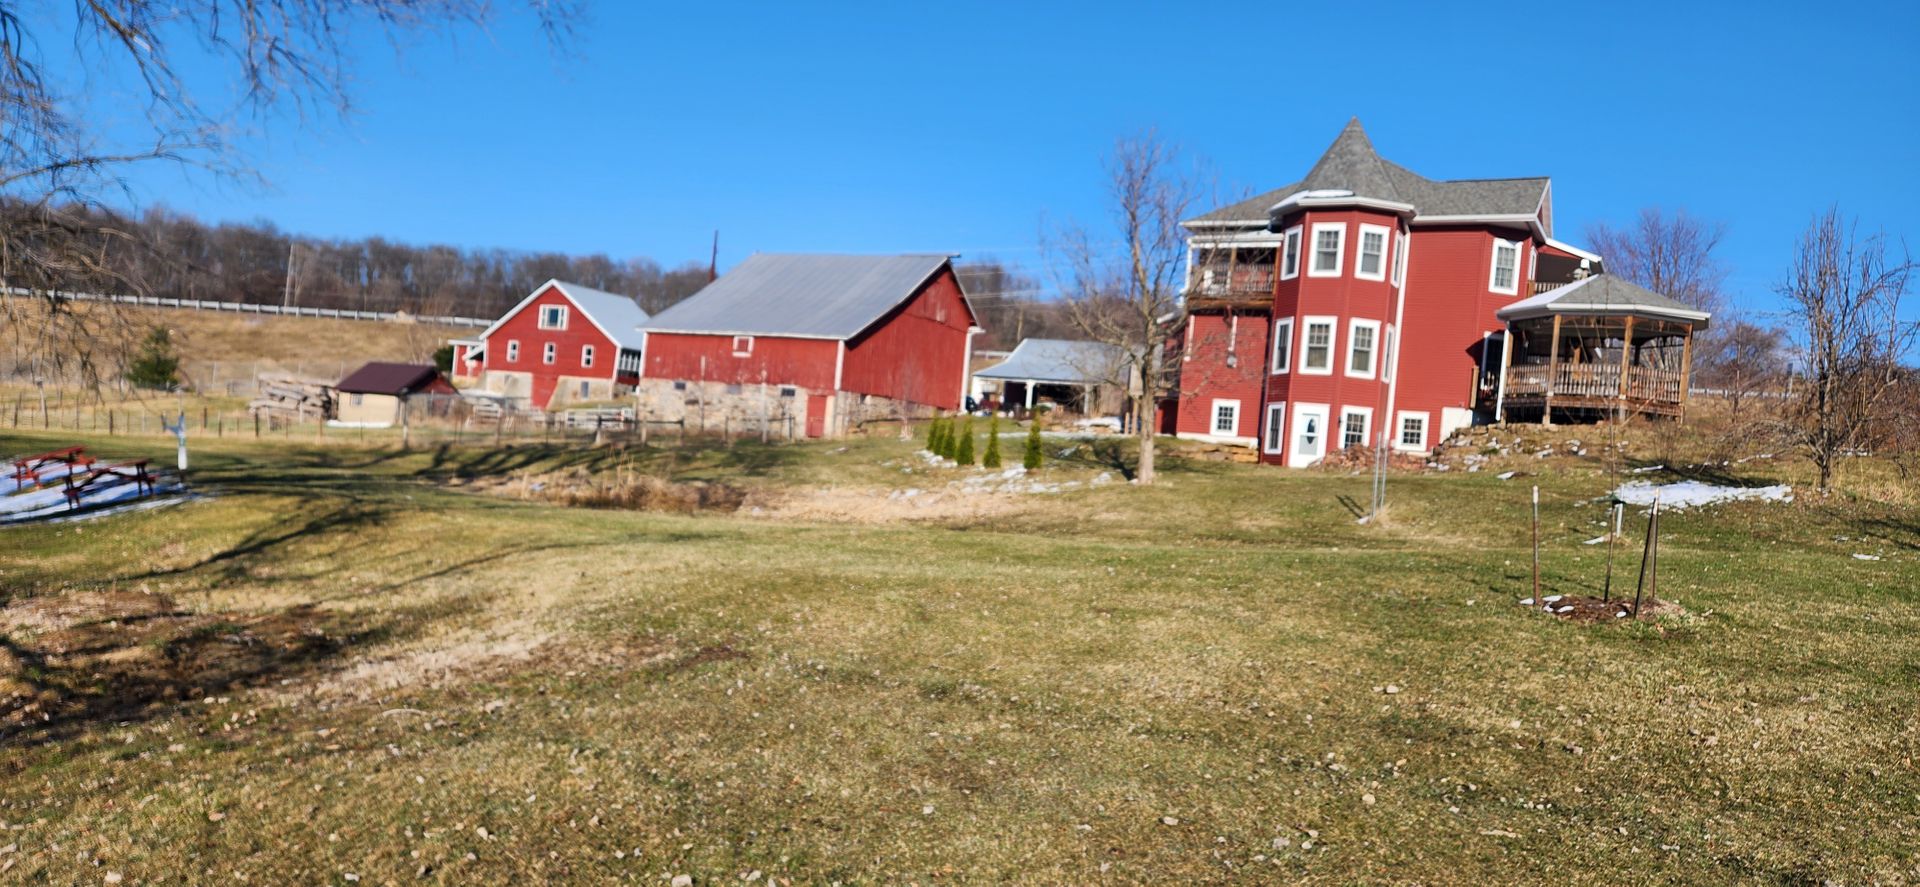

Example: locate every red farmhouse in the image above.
[1167,119,1707,466]
[451,279,650,409]
[637,254,981,437]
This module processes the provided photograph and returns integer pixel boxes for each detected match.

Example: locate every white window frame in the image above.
[1355,224,1390,282]
[538,305,569,330]
[1308,223,1345,278]
[1210,398,1241,436]
[732,335,754,356]
[1271,317,1294,374]
[1279,226,1303,280]
[506,339,520,362]
[1395,410,1430,452]
[1346,318,1381,380]
[542,342,557,365]
[1489,238,1521,295]
[581,344,595,368]
[1263,402,1287,455]
[1340,406,1374,451]
[1300,315,1336,375]
[1392,231,1408,287]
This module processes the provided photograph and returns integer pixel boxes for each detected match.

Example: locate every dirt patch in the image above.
[1524,594,1688,624]
[468,468,747,514]
[2,589,349,743]
[748,485,1032,524]
[665,643,749,674]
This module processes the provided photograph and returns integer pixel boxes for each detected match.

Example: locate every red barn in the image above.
[1167,119,1709,466]
[637,254,981,437]
[456,280,650,409]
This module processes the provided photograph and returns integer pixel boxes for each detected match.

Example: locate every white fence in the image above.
[4,286,492,327]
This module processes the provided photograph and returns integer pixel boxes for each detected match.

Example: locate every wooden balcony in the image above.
[1191,265,1275,297]
[1502,362,1685,416]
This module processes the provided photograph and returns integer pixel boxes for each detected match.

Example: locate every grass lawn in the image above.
[1,427,1916,884]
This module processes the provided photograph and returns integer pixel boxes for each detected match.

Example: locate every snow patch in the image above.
[1614,480,1792,509]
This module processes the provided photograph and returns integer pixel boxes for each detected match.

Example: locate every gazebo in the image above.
[1493,275,1711,422]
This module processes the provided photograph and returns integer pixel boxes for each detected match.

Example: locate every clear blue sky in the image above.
[117,0,1919,320]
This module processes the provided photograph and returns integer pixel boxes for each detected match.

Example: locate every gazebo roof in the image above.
[1496,275,1711,329]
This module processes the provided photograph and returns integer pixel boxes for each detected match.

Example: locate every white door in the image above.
[1290,404,1328,468]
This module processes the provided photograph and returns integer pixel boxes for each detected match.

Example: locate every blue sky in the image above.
[111,1,1918,319]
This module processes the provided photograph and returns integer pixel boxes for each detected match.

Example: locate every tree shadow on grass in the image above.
[0,593,460,749]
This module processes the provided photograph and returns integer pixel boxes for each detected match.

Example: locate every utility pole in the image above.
[282,242,298,308]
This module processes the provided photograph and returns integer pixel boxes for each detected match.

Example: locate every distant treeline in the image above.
[13,202,1082,346]
[37,204,717,319]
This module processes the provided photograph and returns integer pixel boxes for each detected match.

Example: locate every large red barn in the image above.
[452,279,650,409]
[637,254,981,437]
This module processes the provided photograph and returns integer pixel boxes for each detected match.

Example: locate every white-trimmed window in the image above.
[1356,224,1390,281]
[1263,402,1286,455]
[1309,223,1344,277]
[542,342,557,365]
[1382,324,1397,379]
[1280,226,1303,280]
[1340,406,1373,450]
[1300,316,1336,375]
[1396,411,1429,451]
[1392,231,1408,286]
[506,340,520,362]
[732,335,754,356]
[539,305,568,330]
[1211,399,1240,436]
[1271,317,1293,374]
[1347,318,1380,379]
[581,345,595,368]
[1490,238,1521,295]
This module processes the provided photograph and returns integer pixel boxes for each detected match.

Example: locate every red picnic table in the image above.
[61,459,152,509]
[11,446,94,492]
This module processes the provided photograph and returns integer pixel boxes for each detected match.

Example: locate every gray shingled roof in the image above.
[1185,119,1548,226]
[972,338,1130,385]
[643,254,956,339]
[1496,275,1712,329]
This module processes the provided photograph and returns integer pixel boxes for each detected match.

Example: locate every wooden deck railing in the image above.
[1193,265,1276,296]
[1505,363,1684,403]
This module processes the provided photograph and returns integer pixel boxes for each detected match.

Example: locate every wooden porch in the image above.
[1494,311,1701,423]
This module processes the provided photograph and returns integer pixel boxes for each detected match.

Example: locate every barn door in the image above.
[805,393,829,438]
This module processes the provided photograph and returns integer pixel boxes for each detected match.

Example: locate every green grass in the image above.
[1,427,1916,884]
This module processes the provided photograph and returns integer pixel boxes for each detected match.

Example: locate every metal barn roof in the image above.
[642,254,956,339]
[474,279,651,351]
[972,338,1130,385]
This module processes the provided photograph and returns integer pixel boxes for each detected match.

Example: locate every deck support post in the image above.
[1617,315,1636,422]
[1678,321,1694,420]
[1542,314,1563,425]
[1494,323,1514,423]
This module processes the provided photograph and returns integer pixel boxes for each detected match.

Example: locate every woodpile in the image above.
[249,374,334,421]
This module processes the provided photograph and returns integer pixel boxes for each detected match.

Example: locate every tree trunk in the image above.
[1135,358,1156,484]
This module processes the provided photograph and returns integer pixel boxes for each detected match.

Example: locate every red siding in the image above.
[1172,311,1268,438]
[643,332,841,391]
[451,344,478,379]
[479,284,620,407]
[1394,226,1529,430]
[840,266,974,410]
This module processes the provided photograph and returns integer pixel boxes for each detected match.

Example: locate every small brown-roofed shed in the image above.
[333,362,455,427]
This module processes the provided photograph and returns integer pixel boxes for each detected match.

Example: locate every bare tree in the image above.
[1,1,578,385]
[1694,318,1787,420]
[1047,132,1203,484]
[1585,207,1730,316]
[1774,207,1915,495]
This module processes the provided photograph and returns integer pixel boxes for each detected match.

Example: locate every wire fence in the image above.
[3,286,491,327]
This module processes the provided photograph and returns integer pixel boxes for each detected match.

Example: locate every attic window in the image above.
[732,336,754,356]
[539,305,568,330]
